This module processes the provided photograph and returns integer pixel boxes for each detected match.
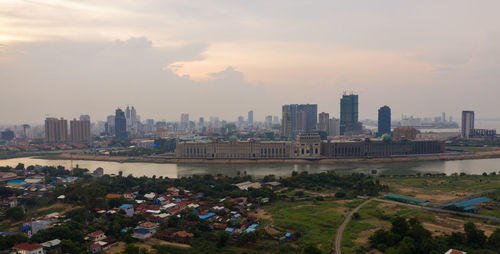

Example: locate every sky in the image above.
[1,0,500,124]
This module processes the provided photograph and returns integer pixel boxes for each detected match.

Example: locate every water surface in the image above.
[1,157,500,178]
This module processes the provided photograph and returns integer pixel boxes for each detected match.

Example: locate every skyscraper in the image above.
[115,108,127,138]
[248,110,254,125]
[45,118,68,143]
[340,93,362,135]
[461,110,474,139]
[131,106,137,123]
[280,104,318,139]
[377,106,391,137]
[125,106,131,128]
[317,112,330,133]
[70,118,91,143]
[181,113,189,129]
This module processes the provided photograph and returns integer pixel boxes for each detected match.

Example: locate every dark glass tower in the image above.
[377,105,391,137]
[340,94,360,135]
[114,108,127,138]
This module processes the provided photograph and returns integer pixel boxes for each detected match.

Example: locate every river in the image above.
[1,157,500,178]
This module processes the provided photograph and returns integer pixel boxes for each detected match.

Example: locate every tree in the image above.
[391,217,409,236]
[215,230,230,248]
[335,192,346,198]
[6,207,25,221]
[353,212,360,220]
[464,222,486,248]
[487,228,500,249]
[302,243,321,254]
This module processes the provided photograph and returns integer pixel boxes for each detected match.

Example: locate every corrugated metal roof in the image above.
[443,197,490,208]
[384,193,428,204]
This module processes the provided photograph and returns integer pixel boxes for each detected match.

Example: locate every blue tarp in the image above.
[285,232,292,238]
[21,225,31,231]
[8,179,24,184]
[199,213,216,220]
[120,204,133,208]
[245,224,258,233]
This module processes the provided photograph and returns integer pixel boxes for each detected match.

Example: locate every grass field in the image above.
[264,199,344,252]
[381,175,500,193]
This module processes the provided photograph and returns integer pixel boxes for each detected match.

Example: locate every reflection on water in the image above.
[1,157,500,179]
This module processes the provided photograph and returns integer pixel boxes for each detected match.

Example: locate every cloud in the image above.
[0,37,270,123]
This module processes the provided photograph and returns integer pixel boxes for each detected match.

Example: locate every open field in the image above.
[0,202,78,232]
[341,200,500,254]
[382,175,500,196]
[263,199,345,252]
[106,238,191,254]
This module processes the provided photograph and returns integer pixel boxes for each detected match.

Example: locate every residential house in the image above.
[40,239,61,253]
[88,230,106,242]
[132,228,152,240]
[89,243,101,253]
[11,243,44,254]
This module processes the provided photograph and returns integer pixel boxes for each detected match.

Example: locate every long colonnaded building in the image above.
[176,133,444,159]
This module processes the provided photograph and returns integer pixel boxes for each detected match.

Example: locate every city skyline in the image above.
[2,1,500,124]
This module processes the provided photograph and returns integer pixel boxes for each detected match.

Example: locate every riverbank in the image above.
[39,149,500,164]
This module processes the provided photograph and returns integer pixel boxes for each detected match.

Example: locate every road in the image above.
[334,199,371,254]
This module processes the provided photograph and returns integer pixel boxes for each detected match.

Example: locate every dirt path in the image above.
[334,199,371,254]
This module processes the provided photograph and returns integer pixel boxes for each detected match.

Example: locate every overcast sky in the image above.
[1,0,500,124]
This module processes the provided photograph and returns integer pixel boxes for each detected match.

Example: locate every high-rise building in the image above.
[115,108,127,138]
[273,116,279,125]
[181,113,189,129]
[125,106,131,127]
[280,104,318,139]
[461,110,474,139]
[22,124,32,139]
[317,112,330,133]
[377,106,391,137]
[131,107,137,123]
[340,93,362,135]
[105,115,115,136]
[248,110,254,125]
[328,118,340,137]
[45,118,68,143]
[70,119,91,143]
[265,115,273,128]
[198,117,205,128]
[79,115,90,121]
[442,112,446,123]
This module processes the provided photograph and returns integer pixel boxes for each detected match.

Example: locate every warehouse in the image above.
[384,193,429,206]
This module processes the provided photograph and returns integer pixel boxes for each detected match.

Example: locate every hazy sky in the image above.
[1,0,500,124]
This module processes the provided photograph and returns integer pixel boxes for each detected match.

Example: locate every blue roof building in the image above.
[442,197,490,213]
[199,213,216,220]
